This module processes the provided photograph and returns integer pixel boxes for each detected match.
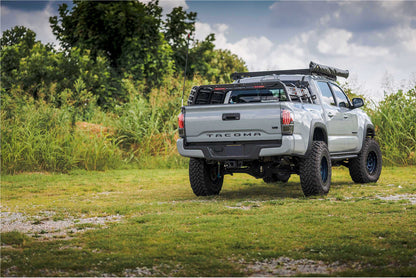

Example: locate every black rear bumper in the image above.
[184,140,283,160]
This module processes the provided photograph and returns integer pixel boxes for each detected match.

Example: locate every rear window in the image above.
[228,88,287,104]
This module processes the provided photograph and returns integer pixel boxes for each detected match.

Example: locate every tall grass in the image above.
[1,96,124,174]
[2,78,414,174]
[1,76,201,174]
[112,76,205,168]
[369,86,416,165]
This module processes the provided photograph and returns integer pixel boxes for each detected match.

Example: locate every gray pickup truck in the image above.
[177,62,382,197]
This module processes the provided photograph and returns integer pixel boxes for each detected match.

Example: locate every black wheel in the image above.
[189,158,224,196]
[299,141,331,196]
[263,172,291,183]
[349,138,382,183]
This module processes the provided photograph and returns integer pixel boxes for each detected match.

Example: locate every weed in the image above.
[1,232,32,247]
[369,86,416,165]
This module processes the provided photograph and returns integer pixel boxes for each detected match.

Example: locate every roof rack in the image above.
[231,61,349,81]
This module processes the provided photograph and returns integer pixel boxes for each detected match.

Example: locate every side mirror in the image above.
[352,98,364,109]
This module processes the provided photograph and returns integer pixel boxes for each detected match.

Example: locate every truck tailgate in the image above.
[184,103,282,143]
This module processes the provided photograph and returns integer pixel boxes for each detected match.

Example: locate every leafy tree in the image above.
[0,25,36,49]
[50,1,159,65]
[14,42,60,99]
[209,48,247,83]
[186,34,247,83]
[164,6,197,72]
[49,0,173,87]
[1,26,39,92]
[1,26,116,107]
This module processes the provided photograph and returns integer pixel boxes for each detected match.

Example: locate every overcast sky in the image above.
[2,0,415,101]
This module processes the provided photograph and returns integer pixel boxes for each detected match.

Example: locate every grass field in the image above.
[1,166,416,276]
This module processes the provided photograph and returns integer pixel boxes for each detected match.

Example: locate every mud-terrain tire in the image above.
[263,172,291,183]
[349,138,382,183]
[189,158,224,196]
[299,141,331,196]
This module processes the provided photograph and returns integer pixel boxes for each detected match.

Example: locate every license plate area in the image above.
[224,145,243,156]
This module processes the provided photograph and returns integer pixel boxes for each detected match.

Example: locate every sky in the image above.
[1,0,416,101]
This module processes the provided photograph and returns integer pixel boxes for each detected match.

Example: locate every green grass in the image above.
[1,166,416,276]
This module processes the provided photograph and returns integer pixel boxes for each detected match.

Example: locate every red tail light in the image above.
[178,113,184,129]
[281,110,293,125]
[281,109,294,135]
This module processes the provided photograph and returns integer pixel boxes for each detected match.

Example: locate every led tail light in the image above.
[178,113,185,137]
[281,109,294,135]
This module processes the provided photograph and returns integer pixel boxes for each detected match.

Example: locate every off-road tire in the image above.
[263,172,291,183]
[189,158,224,196]
[299,141,331,196]
[349,138,382,183]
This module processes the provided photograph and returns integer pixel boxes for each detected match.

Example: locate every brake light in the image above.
[281,109,294,135]
[178,113,184,129]
[178,113,185,138]
[281,110,293,125]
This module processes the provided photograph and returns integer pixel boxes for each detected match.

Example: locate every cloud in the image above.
[139,0,188,14]
[193,20,415,100]
[1,1,49,12]
[195,21,274,70]
[1,3,58,46]
[159,0,188,13]
[316,29,389,57]
[269,1,416,34]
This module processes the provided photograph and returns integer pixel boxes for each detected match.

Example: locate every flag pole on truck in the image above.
[181,33,191,107]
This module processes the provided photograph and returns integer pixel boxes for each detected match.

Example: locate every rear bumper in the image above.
[177,136,297,160]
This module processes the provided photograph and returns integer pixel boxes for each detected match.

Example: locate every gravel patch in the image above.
[1,211,123,239]
[375,194,416,204]
[225,206,253,210]
[122,267,155,277]
[243,257,355,276]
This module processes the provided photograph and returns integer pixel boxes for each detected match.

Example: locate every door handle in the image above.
[343,114,349,119]
[327,112,334,118]
[222,113,240,121]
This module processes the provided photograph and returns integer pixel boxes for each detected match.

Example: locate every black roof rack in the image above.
[231,61,349,81]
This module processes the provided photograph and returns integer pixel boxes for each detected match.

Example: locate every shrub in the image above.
[369,87,416,165]
[0,96,124,174]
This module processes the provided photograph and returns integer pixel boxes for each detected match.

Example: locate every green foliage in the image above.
[0,26,39,92]
[2,0,247,105]
[164,6,197,72]
[119,32,175,88]
[186,35,247,83]
[0,95,124,174]
[0,25,36,48]
[1,231,32,247]
[369,87,416,165]
[50,1,160,66]
[59,48,117,107]
[12,42,60,99]
[164,6,197,51]
[1,1,413,173]
[49,0,174,89]
[0,28,117,108]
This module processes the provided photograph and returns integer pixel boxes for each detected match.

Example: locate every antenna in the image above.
[181,33,191,107]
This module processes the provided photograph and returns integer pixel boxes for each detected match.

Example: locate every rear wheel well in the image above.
[366,127,375,138]
[313,128,328,144]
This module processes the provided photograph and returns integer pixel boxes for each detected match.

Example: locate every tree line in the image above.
[1,0,247,109]
[1,1,414,173]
